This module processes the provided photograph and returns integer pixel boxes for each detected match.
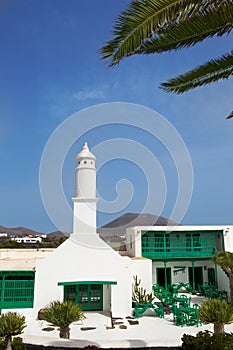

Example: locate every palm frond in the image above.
[0,312,26,337]
[226,111,233,119]
[212,251,233,270]
[139,3,233,53]
[43,300,85,328]
[199,299,233,326]
[100,0,218,66]
[161,51,233,93]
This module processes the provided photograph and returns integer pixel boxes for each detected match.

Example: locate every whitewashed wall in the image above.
[34,236,132,317]
[130,258,152,293]
[223,227,233,252]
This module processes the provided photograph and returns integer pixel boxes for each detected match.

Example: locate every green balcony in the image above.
[142,231,221,260]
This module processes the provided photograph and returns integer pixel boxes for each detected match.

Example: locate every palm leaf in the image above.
[139,3,233,53]
[199,299,233,326]
[0,312,26,338]
[100,0,219,66]
[226,111,233,119]
[161,51,233,93]
[43,300,85,328]
[212,251,233,271]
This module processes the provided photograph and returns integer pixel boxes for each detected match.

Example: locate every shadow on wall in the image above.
[26,340,181,350]
[25,341,100,350]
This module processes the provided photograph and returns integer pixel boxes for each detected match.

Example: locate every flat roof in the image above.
[127,225,233,232]
[0,248,55,270]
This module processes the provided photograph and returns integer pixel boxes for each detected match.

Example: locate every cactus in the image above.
[132,275,154,303]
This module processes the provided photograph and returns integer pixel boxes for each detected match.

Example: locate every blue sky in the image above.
[0,0,232,233]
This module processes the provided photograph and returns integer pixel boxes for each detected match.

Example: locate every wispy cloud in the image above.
[39,84,111,121]
[72,86,108,101]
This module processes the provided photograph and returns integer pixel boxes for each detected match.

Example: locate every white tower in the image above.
[72,142,98,237]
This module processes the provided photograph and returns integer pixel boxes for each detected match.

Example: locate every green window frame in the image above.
[64,283,103,311]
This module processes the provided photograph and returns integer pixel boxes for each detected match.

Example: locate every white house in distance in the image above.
[0,143,232,316]
[11,237,42,244]
[0,233,8,238]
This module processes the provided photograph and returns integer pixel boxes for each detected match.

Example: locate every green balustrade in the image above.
[142,231,222,260]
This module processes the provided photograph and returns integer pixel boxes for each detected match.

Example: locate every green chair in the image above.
[153,284,164,294]
[187,310,201,327]
[164,293,174,305]
[152,302,164,318]
[153,284,165,301]
[207,288,219,299]
[172,303,179,322]
[183,282,193,294]
[160,291,174,305]
[218,290,228,302]
[134,303,148,318]
[198,284,204,296]
[175,309,186,327]
[179,295,191,307]
[134,302,164,319]
[171,283,181,294]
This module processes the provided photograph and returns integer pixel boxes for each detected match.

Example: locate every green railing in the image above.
[142,231,220,260]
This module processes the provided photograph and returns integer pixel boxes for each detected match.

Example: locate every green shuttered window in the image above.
[0,271,35,309]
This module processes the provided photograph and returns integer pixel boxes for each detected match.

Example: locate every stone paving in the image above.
[13,295,233,348]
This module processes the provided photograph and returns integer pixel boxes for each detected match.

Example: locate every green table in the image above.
[173,296,191,307]
[201,284,218,297]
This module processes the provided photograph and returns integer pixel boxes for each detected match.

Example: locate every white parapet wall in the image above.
[222,227,233,252]
[126,227,142,257]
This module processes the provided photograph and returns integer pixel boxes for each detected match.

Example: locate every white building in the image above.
[0,143,232,315]
[33,143,137,316]
[11,237,42,244]
[0,233,8,238]
[126,225,233,293]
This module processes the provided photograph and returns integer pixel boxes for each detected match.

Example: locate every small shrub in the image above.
[198,299,233,333]
[182,331,233,350]
[0,339,5,350]
[42,300,85,339]
[12,337,26,350]
[0,312,26,350]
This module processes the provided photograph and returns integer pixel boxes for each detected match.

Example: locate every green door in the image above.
[157,268,171,289]
[188,266,203,291]
[208,268,216,286]
[64,284,103,311]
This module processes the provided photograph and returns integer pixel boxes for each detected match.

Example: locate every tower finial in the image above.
[75,142,96,161]
[83,142,88,150]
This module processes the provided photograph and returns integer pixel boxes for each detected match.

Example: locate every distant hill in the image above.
[0,212,178,239]
[0,225,67,238]
[97,212,178,237]
[47,231,70,238]
[0,225,45,237]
